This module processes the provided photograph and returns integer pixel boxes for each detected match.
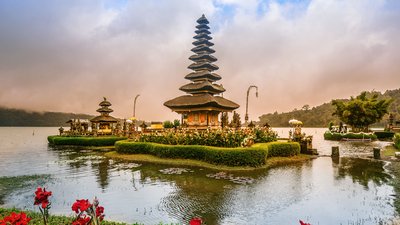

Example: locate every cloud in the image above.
[0,0,399,121]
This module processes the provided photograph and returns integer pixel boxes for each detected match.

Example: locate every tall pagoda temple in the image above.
[164,15,239,129]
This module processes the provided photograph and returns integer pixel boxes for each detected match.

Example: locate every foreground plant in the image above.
[0,212,31,225]
[34,187,52,225]
[72,197,104,225]
[189,217,202,225]
[299,220,311,225]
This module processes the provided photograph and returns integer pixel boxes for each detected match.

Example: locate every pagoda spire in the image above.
[187,15,219,78]
[164,15,239,129]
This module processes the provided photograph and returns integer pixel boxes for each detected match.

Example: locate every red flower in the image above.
[0,212,31,225]
[299,220,311,225]
[34,187,52,209]
[189,217,202,225]
[72,199,92,214]
[72,215,91,225]
[95,206,105,221]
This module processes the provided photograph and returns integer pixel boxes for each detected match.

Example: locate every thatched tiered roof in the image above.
[90,97,118,123]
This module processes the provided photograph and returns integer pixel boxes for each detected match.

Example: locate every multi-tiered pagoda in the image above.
[164,15,239,129]
[90,97,118,134]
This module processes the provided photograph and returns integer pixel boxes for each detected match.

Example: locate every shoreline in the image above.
[105,151,314,171]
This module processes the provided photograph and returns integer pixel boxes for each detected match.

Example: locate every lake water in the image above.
[0,127,398,225]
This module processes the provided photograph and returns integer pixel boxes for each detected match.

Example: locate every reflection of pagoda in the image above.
[90,97,118,134]
[164,15,239,129]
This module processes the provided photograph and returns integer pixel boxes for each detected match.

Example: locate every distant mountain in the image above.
[1,88,399,127]
[0,107,94,127]
[258,89,400,127]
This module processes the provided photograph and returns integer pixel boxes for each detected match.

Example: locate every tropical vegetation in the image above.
[331,91,392,132]
[162,120,180,129]
[395,133,400,149]
[135,128,277,148]
[259,89,400,127]
[374,131,395,140]
[323,131,377,141]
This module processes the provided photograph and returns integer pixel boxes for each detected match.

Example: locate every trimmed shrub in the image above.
[47,135,57,144]
[395,134,400,149]
[116,141,267,167]
[265,142,301,157]
[323,132,343,141]
[324,131,377,141]
[48,136,127,146]
[115,141,301,167]
[374,131,395,140]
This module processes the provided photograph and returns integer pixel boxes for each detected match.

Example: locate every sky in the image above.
[0,0,399,121]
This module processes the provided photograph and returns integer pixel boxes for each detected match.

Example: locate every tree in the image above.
[220,112,229,128]
[163,120,174,128]
[173,119,180,128]
[332,92,393,132]
[230,111,242,129]
[302,104,310,111]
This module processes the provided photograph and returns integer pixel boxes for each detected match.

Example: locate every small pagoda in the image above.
[90,97,119,134]
[164,15,239,129]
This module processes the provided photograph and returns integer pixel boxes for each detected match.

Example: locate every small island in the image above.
[48,15,315,170]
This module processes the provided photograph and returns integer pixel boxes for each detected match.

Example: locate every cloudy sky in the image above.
[0,0,399,121]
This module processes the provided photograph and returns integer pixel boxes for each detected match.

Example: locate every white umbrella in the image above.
[289,119,303,125]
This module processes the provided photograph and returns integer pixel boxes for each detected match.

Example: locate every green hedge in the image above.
[374,131,395,140]
[115,141,300,167]
[263,142,300,157]
[395,134,400,149]
[324,131,377,141]
[48,136,127,146]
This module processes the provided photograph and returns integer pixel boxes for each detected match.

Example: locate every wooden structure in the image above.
[90,97,119,135]
[164,15,239,129]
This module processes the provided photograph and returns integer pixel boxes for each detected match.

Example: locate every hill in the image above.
[1,88,399,127]
[0,107,94,127]
[258,89,400,127]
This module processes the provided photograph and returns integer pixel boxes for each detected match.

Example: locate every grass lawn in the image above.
[105,151,313,171]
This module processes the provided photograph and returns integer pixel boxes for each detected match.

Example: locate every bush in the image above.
[136,128,277,148]
[395,134,400,149]
[116,141,267,167]
[48,136,127,146]
[324,131,377,141]
[374,131,395,140]
[115,141,300,167]
[264,142,301,157]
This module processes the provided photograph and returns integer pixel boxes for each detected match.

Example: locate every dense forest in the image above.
[0,107,93,127]
[258,89,400,127]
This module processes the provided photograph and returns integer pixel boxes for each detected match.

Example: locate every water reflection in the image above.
[47,144,398,224]
[1,127,399,224]
[333,157,392,188]
[133,165,226,224]
[49,146,115,190]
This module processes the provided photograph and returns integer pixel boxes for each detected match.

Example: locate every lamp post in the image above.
[133,94,140,117]
[245,85,258,124]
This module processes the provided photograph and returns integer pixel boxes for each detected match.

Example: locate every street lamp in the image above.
[245,85,258,124]
[133,94,140,117]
